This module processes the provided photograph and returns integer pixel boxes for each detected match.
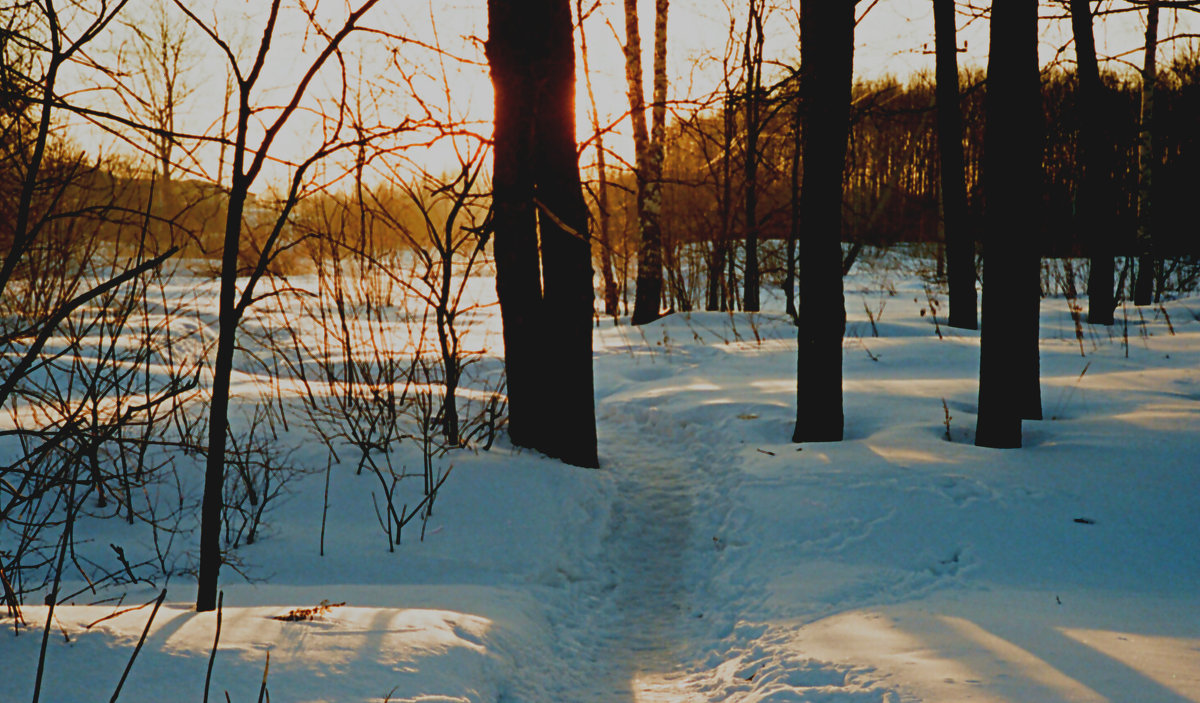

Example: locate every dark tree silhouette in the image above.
[793,0,854,444]
[975,0,1043,449]
[933,0,977,330]
[742,0,765,313]
[1070,0,1117,325]
[1133,0,1160,306]
[190,0,387,612]
[487,0,598,468]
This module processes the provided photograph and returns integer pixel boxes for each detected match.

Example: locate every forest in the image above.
[2,0,1200,701]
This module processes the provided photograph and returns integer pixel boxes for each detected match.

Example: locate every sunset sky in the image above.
[74,0,1198,186]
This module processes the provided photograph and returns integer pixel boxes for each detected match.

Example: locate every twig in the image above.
[85,598,157,630]
[397,466,454,534]
[256,651,271,703]
[32,476,79,703]
[942,399,953,442]
[203,591,223,703]
[0,246,178,409]
[320,455,332,557]
[0,565,22,632]
[109,589,167,702]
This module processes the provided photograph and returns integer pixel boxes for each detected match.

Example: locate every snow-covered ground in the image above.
[3,255,1200,703]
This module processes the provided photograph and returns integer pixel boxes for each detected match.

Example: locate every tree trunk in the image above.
[1134,1,1159,306]
[595,152,620,318]
[975,0,1043,449]
[626,0,666,325]
[578,0,619,318]
[487,0,597,468]
[197,169,249,612]
[707,94,736,312]
[1071,0,1116,325]
[786,91,800,322]
[793,0,853,444]
[933,0,977,330]
[533,0,599,468]
[742,0,764,313]
[487,4,544,450]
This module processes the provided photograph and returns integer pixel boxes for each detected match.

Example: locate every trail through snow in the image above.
[527,338,893,703]
[530,399,719,702]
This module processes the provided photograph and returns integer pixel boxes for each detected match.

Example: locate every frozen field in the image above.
[2,255,1199,703]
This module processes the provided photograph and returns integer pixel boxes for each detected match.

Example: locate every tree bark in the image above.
[626,0,666,325]
[706,91,736,312]
[487,0,597,468]
[975,0,1043,449]
[1134,0,1159,306]
[487,3,544,450]
[933,0,977,330]
[1071,0,1117,324]
[577,0,619,317]
[793,0,853,444]
[533,0,599,468]
[742,0,765,313]
[786,89,800,322]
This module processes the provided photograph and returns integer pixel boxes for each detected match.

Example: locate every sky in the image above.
[75,0,1198,187]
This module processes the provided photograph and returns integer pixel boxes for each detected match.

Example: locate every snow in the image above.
[4,254,1200,702]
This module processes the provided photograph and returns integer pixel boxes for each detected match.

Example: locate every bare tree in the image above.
[1070,0,1118,324]
[975,0,1043,448]
[934,0,977,330]
[175,0,393,612]
[119,0,194,184]
[577,0,620,317]
[487,0,598,468]
[1133,0,1160,305]
[741,0,765,313]
[625,0,669,325]
[0,0,206,608]
[0,0,133,295]
[792,0,854,444]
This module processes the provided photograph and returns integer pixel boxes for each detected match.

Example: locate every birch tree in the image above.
[626,0,669,325]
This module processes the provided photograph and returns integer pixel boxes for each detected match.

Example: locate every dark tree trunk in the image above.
[1071,0,1116,325]
[1134,1,1159,306]
[487,0,598,468]
[487,5,544,450]
[975,0,1043,449]
[596,156,620,318]
[793,0,853,444]
[533,0,599,468]
[742,0,764,312]
[197,170,249,613]
[933,0,977,330]
[707,97,737,312]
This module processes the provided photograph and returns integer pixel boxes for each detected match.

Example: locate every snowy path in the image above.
[540,401,723,702]
[535,345,886,703]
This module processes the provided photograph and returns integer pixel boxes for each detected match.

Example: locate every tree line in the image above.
[581,44,1200,319]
